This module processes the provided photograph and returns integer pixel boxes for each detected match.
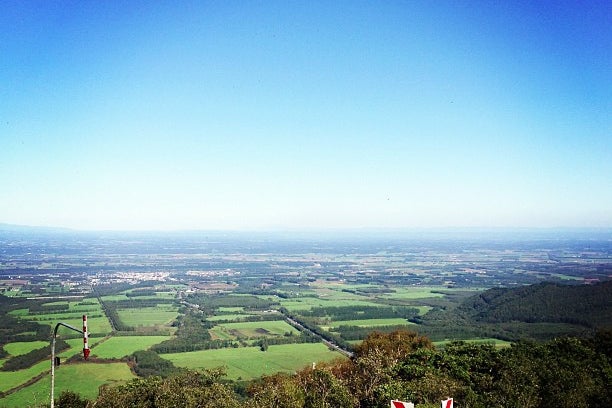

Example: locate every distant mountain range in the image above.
[0,223,74,233]
[1,222,611,240]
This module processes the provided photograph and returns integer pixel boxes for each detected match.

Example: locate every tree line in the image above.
[299,305,419,322]
[0,339,69,371]
[413,281,612,342]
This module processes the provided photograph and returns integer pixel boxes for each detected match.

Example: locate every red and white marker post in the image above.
[82,314,90,359]
[391,400,414,408]
[441,398,454,408]
[51,314,92,408]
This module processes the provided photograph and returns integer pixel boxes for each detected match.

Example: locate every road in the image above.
[283,314,354,358]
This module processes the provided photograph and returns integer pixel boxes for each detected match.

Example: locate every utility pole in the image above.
[50,315,90,408]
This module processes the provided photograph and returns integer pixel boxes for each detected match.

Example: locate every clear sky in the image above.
[1,1,611,231]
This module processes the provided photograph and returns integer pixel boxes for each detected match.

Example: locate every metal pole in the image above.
[51,330,56,408]
[50,321,86,408]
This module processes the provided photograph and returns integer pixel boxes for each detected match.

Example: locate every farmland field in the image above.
[90,336,172,358]
[207,313,259,322]
[100,294,130,301]
[3,341,48,357]
[0,360,49,393]
[217,307,245,313]
[163,343,345,380]
[433,338,512,348]
[47,316,112,335]
[20,306,112,335]
[57,337,102,360]
[209,320,298,340]
[116,306,178,328]
[7,308,28,316]
[378,287,446,300]
[325,318,411,329]
[280,297,381,311]
[0,362,135,407]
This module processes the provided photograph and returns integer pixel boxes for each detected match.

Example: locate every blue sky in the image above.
[1,1,610,230]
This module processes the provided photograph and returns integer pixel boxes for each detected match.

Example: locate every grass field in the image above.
[100,294,130,301]
[68,299,104,312]
[0,337,106,394]
[117,306,178,328]
[163,343,345,380]
[311,287,374,301]
[210,320,298,340]
[217,307,245,313]
[207,313,259,322]
[325,318,411,329]
[433,338,512,348]
[0,360,49,393]
[378,287,446,300]
[7,308,28,316]
[280,297,381,311]
[90,336,172,358]
[0,362,135,407]
[415,305,433,315]
[21,310,112,335]
[42,300,102,313]
[48,316,112,335]
[57,337,103,361]
[3,341,48,356]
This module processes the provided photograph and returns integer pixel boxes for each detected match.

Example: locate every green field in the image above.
[325,318,411,329]
[378,287,446,300]
[7,308,30,316]
[0,337,106,394]
[163,343,345,380]
[415,305,433,315]
[90,336,172,358]
[217,307,245,313]
[42,300,103,313]
[21,311,112,335]
[3,341,48,357]
[433,338,512,348]
[100,294,130,301]
[117,306,178,328]
[49,316,112,335]
[207,313,259,322]
[0,360,49,393]
[0,362,135,407]
[210,320,298,340]
[311,287,374,301]
[280,297,381,311]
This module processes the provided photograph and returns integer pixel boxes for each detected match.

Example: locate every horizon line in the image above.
[1,222,612,235]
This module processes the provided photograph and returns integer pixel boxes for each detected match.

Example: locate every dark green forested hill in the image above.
[458,280,612,327]
[414,281,612,341]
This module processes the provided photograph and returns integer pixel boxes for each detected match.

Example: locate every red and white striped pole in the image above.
[441,398,453,408]
[82,315,90,359]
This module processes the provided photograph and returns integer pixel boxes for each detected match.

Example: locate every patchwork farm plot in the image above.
[0,286,183,405]
[90,336,172,359]
[162,343,345,380]
[0,337,102,394]
[209,320,299,340]
[16,299,112,335]
[2,232,585,406]
[116,305,178,328]
[0,362,135,407]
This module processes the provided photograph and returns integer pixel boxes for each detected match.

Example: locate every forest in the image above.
[412,281,612,341]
